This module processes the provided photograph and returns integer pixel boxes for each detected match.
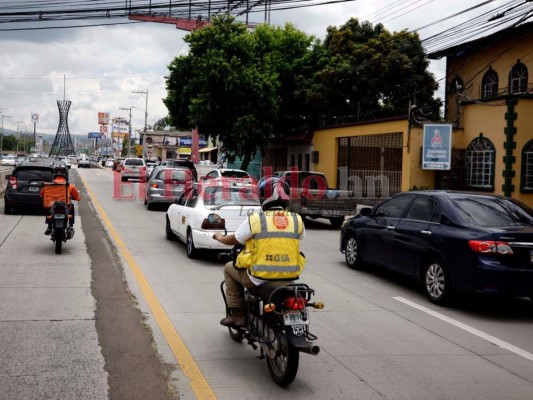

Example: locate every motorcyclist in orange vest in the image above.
[42,166,81,236]
[213,176,305,327]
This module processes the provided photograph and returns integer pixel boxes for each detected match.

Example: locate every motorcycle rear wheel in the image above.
[54,230,64,254]
[228,327,244,342]
[266,331,299,387]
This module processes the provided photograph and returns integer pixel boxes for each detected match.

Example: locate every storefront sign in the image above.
[422,124,452,170]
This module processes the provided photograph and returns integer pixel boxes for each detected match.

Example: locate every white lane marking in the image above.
[394,296,533,361]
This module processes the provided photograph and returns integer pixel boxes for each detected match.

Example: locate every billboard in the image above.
[422,124,452,170]
[98,112,110,125]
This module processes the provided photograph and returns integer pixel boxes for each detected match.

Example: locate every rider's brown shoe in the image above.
[220,313,246,327]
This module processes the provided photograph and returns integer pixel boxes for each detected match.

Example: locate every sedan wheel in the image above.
[424,258,452,305]
[186,229,198,259]
[344,236,363,270]
[165,217,177,241]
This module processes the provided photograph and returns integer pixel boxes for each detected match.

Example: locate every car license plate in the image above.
[283,310,309,326]
[29,186,40,192]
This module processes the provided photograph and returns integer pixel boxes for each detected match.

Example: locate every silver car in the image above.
[144,167,195,210]
[120,158,147,182]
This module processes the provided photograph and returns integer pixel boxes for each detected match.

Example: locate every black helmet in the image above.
[257,176,290,211]
[53,166,68,180]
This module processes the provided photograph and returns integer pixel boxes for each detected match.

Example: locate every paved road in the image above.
[2,165,533,400]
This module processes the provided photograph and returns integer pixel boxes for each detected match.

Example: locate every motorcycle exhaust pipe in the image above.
[298,343,320,356]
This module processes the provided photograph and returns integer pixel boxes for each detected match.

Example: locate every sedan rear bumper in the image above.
[192,228,235,250]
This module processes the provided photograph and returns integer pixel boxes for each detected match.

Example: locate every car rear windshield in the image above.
[221,171,249,178]
[452,197,533,227]
[203,187,259,207]
[157,170,192,182]
[125,159,145,166]
[15,169,54,182]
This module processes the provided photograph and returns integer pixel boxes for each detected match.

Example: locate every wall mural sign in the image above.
[422,124,452,170]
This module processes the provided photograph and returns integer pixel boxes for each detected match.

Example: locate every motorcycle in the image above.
[219,245,324,387]
[46,200,74,255]
[42,182,75,254]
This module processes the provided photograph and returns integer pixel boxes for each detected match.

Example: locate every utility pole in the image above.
[132,90,148,158]
[120,107,132,157]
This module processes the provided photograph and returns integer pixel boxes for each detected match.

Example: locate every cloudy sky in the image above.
[0,0,522,140]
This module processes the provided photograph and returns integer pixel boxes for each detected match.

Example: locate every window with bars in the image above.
[465,137,495,190]
[521,140,533,192]
[482,69,498,98]
[509,62,528,94]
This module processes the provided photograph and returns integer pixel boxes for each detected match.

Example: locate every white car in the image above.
[166,183,261,258]
[105,158,115,168]
[201,168,256,186]
[1,154,16,166]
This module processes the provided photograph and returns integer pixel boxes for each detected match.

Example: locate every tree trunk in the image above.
[239,152,251,171]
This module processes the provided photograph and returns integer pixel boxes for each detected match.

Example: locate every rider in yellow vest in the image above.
[213,176,306,327]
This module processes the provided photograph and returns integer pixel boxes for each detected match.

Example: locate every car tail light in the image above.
[8,176,17,189]
[469,240,514,255]
[284,297,307,310]
[201,213,226,230]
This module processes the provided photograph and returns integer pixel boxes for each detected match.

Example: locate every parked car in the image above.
[120,158,148,182]
[160,158,198,181]
[201,168,256,186]
[274,170,358,228]
[105,158,115,168]
[1,154,16,166]
[166,183,261,258]
[340,190,533,305]
[4,160,56,214]
[144,167,195,210]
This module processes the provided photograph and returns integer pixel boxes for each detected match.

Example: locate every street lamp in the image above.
[132,90,148,158]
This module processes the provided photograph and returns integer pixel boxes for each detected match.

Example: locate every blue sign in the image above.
[179,137,208,147]
[88,132,103,139]
[422,124,452,170]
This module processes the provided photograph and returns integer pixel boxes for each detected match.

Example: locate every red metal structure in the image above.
[128,14,212,31]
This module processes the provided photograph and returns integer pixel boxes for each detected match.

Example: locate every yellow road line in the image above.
[80,174,217,400]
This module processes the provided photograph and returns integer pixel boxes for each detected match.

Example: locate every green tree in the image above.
[164,15,319,170]
[315,18,441,123]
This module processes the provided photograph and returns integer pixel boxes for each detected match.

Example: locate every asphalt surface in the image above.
[0,167,177,400]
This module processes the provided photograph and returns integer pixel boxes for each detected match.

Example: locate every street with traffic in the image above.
[1,164,533,400]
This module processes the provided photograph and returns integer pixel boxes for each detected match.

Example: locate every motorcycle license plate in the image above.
[54,214,66,219]
[283,310,309,326]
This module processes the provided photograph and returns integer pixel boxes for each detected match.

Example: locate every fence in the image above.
[338,167,402,205]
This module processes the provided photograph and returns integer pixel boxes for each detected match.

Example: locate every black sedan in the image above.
[340,191,533,305]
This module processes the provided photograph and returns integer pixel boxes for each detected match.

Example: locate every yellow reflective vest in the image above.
[235,210,305,280]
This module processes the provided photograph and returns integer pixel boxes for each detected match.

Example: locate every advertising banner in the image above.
[422,124,452,170]
[98,112,110,125]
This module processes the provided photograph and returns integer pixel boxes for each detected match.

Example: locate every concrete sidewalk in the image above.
[0,211,108,399]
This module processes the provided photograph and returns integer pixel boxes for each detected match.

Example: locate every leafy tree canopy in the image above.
[164,15,319,169]
[316,18,441,122]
